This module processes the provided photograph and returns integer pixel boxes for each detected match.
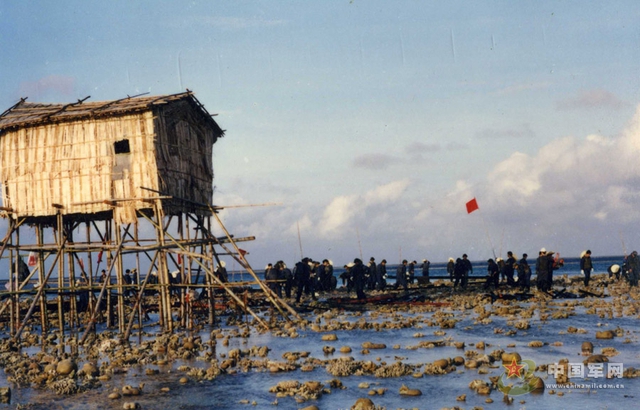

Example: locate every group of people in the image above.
[262,258,337,302]
[482,249,560,292]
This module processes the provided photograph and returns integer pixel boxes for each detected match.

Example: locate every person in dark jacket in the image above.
[453,258,465,288]
[396,259,408,292]
[485,259,499,289]
[496,258,505,284]
[608,263,621,281]
[295,257,315,303]
[376,259,387,290]
[517,253,531,291]
[627,251,640,287]
[351,258,367,299]
[505,251,517,287]
[446,258,455,281]
[536,248,556,291]
[421,259,431,283]
[215,261,228,283]
[407,261,416,285]
[461,254,473,288]
[265,263,282,297]
[278,261,293,298]
[123,269,133,297]
[367,258,377,290]
[580,250,593,287]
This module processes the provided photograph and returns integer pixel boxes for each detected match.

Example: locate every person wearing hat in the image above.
[580,250,593,287]
[421,259,431,283]
[608,263,621,281]
[535,248,556,291]
[367,257,377,290]
[446,258,455,281]
[341,262,355,292]
[395,259,409,292]
[215,261,228,283]
[376,259,387,290]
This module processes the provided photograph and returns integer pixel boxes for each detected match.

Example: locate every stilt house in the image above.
[0,91,224,224]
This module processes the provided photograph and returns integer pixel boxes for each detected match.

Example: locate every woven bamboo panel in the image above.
[0,113,159,222]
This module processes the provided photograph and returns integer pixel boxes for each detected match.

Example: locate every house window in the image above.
[114,139,130,154]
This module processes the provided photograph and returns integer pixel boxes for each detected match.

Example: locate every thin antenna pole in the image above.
[620,230,628,257]
[356,226,363,260]
[297,221,304,259]
[479,211,497,259]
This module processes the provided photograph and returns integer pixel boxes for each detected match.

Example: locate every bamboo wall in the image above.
[0,112,160,223]
[153,100,216,213]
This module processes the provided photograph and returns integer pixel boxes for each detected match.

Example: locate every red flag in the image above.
[238,248,247,258]
[27,252,37,267]
[466,198,479,214]
[177,254,182,265]
[97,251,103,264]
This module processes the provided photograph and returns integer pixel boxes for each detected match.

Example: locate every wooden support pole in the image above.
[209,210,302,323]
[14,237,69,340]
[78,224,131,345]
[139,212,270,330]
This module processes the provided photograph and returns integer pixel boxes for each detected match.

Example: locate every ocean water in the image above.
[0,254,637,409]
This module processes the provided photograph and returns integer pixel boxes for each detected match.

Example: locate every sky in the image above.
[1,1,640,268]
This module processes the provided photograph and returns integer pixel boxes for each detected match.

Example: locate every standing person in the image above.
[279,261,294,298]
[461,254,473,289]
[352,258,367,299]
[123,269,132,297]
[447,258,455,281]
[517,253,531,292]
[215,261,228,283]
[580,250,594,287]
[265,263,282,297]
[295,257,316,303]
[496,258,505,284]
[453,258,465,288]
[485,259,499,289]
[321,259,335,291]
[627,251,640,287]
[367,257,377,290]
[421,259,431,283]
[377,259,387,290]
[396,259,408,292]
[99,269,107,284]
[505,251,517,287]
[536,248,556,292]
[407,261,416,285]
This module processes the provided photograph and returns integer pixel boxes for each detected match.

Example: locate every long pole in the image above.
[479,211,497,259]
[356,226,363,261]
[297,221,304,259]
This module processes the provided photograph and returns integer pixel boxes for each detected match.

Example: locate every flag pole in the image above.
[466,197,496,259]
[479,211,497,260]
[296,221,304,260]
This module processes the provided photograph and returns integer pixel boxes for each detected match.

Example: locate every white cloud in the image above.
[318,180,410,236]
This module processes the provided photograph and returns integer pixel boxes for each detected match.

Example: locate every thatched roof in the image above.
[0,91,223,135]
